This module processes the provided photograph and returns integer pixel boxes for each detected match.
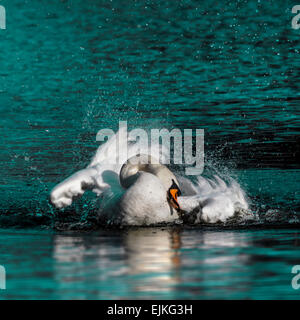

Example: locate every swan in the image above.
[50,129,250,225]
[50,154,190,225]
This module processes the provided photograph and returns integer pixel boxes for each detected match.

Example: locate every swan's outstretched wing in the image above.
[50,167,98,208]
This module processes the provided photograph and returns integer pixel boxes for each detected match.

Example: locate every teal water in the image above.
[0,0,299,299]
[1,227,300,299]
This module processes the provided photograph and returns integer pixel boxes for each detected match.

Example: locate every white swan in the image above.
[50,129,250,225]
[50,154,187,225]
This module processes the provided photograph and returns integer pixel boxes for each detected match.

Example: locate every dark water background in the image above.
[0,0,299,299]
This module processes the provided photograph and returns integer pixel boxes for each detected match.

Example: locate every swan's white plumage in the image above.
[51,154,181,225]
[118,172,180,225]
[50,128,250,225]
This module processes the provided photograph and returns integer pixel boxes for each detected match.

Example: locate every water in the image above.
[0,0,299,299]
[1,227,300,299]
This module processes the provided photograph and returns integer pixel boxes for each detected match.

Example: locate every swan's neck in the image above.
[119,154,178,190]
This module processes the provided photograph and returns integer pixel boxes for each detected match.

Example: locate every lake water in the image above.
[0,0,299,299]
[1,227,300,299]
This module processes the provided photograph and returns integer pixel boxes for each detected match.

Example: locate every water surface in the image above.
[1,227,300,299]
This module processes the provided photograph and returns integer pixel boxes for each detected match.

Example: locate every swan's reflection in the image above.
[182,230,250,266]
[52,227,182,299]
[180,230,251,298]
[123,228,182,294]
[52,228,253,299]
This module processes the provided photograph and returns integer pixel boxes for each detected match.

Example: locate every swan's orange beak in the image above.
[169,188,180,210]
[167,180,181,212]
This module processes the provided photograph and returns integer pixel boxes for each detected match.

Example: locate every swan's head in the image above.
[167,179,182,211]
[119,154,182,212]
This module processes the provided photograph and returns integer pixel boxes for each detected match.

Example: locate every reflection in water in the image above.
[53,228,183,299]
[200,231,249,269]
[52,228,253,299]
[123,228,182,294]
[53,233,126,299]
[1,228,300,299]
[177,231,252,299]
